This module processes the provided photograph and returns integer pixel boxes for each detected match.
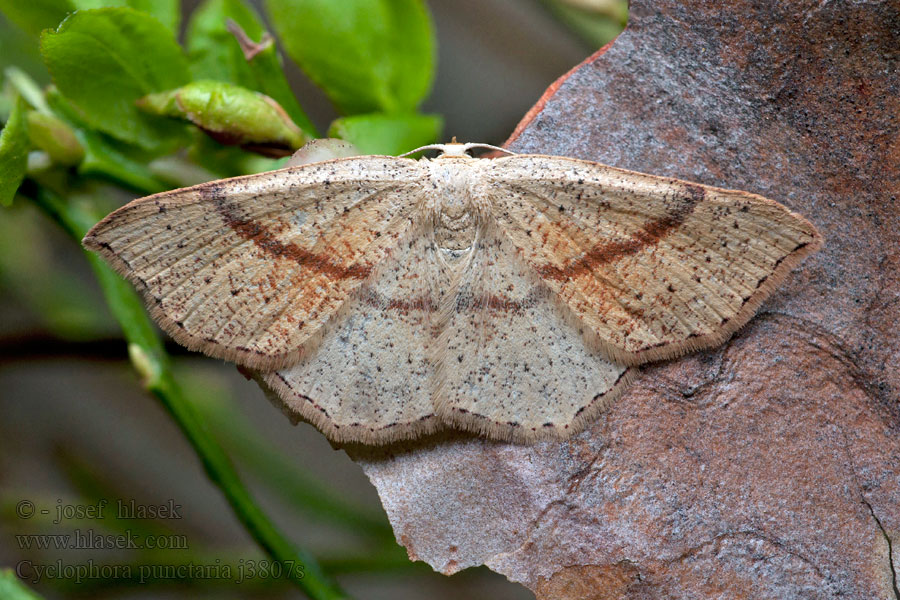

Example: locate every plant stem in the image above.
[28,186,349,600]
[195,396,395,541]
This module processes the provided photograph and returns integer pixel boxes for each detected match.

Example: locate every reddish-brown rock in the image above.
[348,1,900,597]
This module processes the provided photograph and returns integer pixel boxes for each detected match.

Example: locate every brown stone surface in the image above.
[348,1,900,597]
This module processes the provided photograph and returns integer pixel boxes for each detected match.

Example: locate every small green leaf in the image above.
[40,8,191,152]
[4,66,50,114]
[27,111,84,165]
[185,0,316,134]
[328,112,441,156]
[0,0,72,37]
[265,0,436,115]
[0,568,45,599]
[139,80,310,157]
[0,94,30,206]
[71,0,181,36]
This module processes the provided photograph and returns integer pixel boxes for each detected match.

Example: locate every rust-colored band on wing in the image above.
[210,188,374,282]
[486,155,822,367]
[536,183,705,282]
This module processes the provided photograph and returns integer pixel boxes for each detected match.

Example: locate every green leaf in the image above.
[71,0,181,36]
[265,0,436,115]
[4,68,50,148]
[40,8,191,152]
[0,569,45,599]
[0,0,181,37]
[0,0,72,37]
[328,112,441,156]
[0,94,30,206]
[4,66,51,114]
[185,0,316,134]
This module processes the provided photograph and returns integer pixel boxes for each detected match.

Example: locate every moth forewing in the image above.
[485,154,823,367]
[83,156,427,371]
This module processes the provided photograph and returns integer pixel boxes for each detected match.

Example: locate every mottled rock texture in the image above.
[348,0,900,597]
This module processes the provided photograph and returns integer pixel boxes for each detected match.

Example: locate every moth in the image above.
[83,142,822,444]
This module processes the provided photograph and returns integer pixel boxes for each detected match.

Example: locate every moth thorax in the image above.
[435,208,477,250]
[428,159,481,251]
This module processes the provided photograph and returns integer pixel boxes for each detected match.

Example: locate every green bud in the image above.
[138,81,309,157]
[26,111,84,166]
[128,343,162,388]
[286,139,360,167]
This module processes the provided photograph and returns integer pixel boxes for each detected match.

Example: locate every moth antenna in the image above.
[398,142,517,158]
